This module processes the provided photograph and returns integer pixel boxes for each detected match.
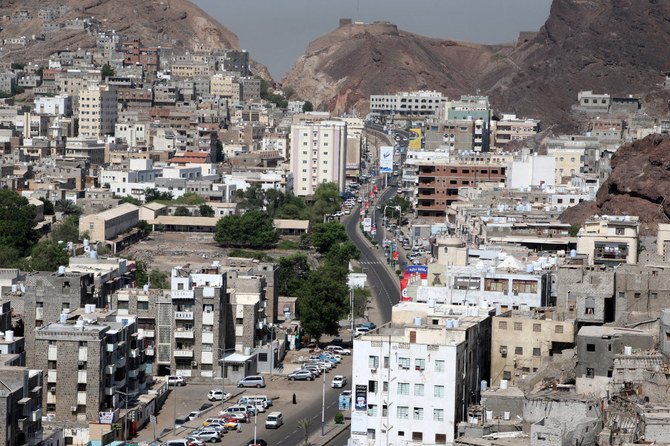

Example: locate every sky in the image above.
[193,0,553,79]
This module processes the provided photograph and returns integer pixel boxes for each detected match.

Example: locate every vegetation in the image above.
[10,62,25,70]
[50,215,80,244]
[174,206,191,217]
[199,204,215,217]
[215,141,224,163]
[0,190,39,267]
[101,63,115,79]
[302,101,314,112]
[54,198,81,216]
[382,195,413,218]
[353,287,371,318]
[258,77,288,108]
[144,188,173,203]
[228,249,272,262]
[276,239,299,250]
[568,224,581,237]
[24,240,69,272]
[135,260,169,289]
[277,253,311,296]
[39,198,54,215]
[309,221,347,254]
[214,210,279,248]
[334,412,344,424]
[118,196,142,206]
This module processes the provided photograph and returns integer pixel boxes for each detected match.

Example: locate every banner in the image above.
[400,278,411,301]
[355,385,367,411]
[379,146,393,173]
[363,218,372,232]
[404,265,429,279]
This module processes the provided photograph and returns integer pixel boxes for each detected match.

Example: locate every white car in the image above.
[326,346,351,355]
[331,375,347,388]
[354,326,370,336]
[207,389,231,402]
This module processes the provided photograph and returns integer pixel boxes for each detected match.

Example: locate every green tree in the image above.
[50,216,80,243]
[384,195,413,214]
[101,63,115,79]
[119,196,142,206]
[0,189,38,265]
[10,63,25,70]
[352,287,371,318]
[297,267,348,342]
[174,206,191,216]
[26,240,69,272]
[39,198,55,215]
[137,220,151,233]
[568,224,581,237]
[325,240,360,267]
[199,204,215,217]
[302,101,314,112]
[174,192,206,205]
[277,253,311,296]
[311,182,342,222]
[214,210,278,248]
[144,188,173,203]
[54,199,81,216]
[215,140,224,163]
[310,221,347,254]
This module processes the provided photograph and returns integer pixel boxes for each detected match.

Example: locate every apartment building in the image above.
[210,74,240,101]
[64,137,105,165]
[425,119,475,152]
[225,271,267,353]
[490,114,540,148]
[79,203,139,243]
[0,367,43,446]
[415,158,507,219]
[34,95,72,116]
[505,154,556,189]
[350,302,493,445]
[442,96,491,152]
[490,309,575,386]
[35,307,146,423]
[0,299,25,365]
[576,215,639,266]
[77,84,117,137]
[546,145,584,184]
[369,90,446,116]
[290,120,347,196]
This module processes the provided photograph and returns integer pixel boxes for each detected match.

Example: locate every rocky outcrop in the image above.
[560,134,670,234]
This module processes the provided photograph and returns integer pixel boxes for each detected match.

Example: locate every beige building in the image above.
[576,215,639,266]
[546,146,583,184]
[657,223,670,260]
[78,83,117,137]
[490,309,575,386]
[171,62,210,78]
[491,114,540,148]
[64,137,105,165]
[79,203,139,242]
[210,74,240,101]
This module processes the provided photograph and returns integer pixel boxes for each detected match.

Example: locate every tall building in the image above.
[0,367,44,446]
[369,90,446,116]
[290,120,347,196]
[77,83,117,137]
[350,302,492,446]
[442,96,491,152]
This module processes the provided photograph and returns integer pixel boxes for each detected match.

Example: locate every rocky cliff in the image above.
[283,0,670,124]
[560,134,670,234]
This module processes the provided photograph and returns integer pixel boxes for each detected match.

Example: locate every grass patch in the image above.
[277,239,299,250]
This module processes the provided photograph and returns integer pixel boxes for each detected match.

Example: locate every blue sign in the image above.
[405,265,428,275]
[339,394,351,411]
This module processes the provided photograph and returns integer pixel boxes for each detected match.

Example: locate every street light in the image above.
[114,388,139,442]
[321,368,326,437]
[217,347,237,413]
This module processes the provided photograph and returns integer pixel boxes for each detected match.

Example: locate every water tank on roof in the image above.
[11,284,17,293]
[59,313,67,323]
[500,379,509,389]
[5,330,13,342]
[570,249,577,258]
[89,250,97,259]
[143,284,149,292]
[244,347,252,356]
[525,264,534,273]
[624,346,632,356]
[446,319,454,328]
[452,319,460,328]
[83,239,89,247]
[414,317,423,326]
[58,265,66,275]
[481,380,488,392]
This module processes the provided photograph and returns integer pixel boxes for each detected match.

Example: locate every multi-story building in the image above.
[35,307,146,422]
[0,299,25,365]
[505,153,556,189]
[576,215,639,266]
[210,74,240,101]
[443,96,491,152]
[369,90,446,116]
[425,119,475,152]
[290,120,347,196]
[77,83,117,137]
[490,114,540,148]
[0,367,43,446]
[490,309,575,386]
[78,203,139,243]
[33,95,73,116]
[350,302,493,445]
[64,137,105,165]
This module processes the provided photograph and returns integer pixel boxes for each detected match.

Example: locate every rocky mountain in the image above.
[0,0,271,79]
[560,134,670,234]
[283,0,670,125]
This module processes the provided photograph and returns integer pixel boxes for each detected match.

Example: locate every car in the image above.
[223,405,250,417]
[217,412,247,422]
[187,410,201,420]
[358,322,377,330]
[340,389,352,399]
[174,416,190,428]
[265,411,283,429]
[199,403,214,412]
[192,430,222,443]
[302,364,323,375]
[184,437,206,446]
[344,209,351,215]
[288,370,314,381]
[207,389,231,402]
[326,346,351,355]
[247,439,268,446]
[354,327,370,337]
[331,375,347,388]
[237,375,265,388]
[167,375,186,386]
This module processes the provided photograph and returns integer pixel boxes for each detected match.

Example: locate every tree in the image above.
[174,206,191,216]
[310,221,347,254]
[101,63,115,79]
[297,267,348,342]
[325,241,360,267]
[174,192,206,205]
[39,198,54,215]
[215,140,224,163]
[50,216,80,243]
[214,210,278,248]
[297,418,311,446]
[10,63,25,70]
[26,240,69,272]
[137,220,151,233]
[54,199,81,216]
[119,196,142,206]
[278,253,311,296]
[144,188,173,203]
[568,224,581,237]
[302,101,314,112]
[0,189,38,266]
[199,204,215,217]
[311,182,341,222]
[352,287,371,318]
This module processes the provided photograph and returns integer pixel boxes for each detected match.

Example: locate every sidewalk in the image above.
[309,419,351,446]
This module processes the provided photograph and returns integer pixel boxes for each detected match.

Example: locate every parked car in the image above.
[167,376,186,386]
[207,389,231,402]
[354,327,370,336]
[326,346,351,355]
[164,440,198,446]
[288,370,314,381]
[192,430,222,443]
[237,375,266,388]
[358,322,377,330]
[265,412,283,429]
[331,375,347,388]
[247,439,268,446]
[187,410,201,420]
[174,416,190,428]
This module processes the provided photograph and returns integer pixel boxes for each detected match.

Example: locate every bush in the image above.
[334,412,344,424]
[277,239,299,250]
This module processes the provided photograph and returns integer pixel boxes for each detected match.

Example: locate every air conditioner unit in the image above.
[49,387,56,393]
[70,406,77,412]
[191,360,198,367]
[499,347,508,355]
[78,361,85,366]
[370,368,377,373]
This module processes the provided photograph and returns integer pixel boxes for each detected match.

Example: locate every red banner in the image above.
[400,278,411,301]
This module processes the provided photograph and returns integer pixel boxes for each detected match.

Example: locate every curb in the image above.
[313,421,351,446]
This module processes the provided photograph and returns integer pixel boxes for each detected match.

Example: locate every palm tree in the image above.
[55,199,80,215]
[297,418,311,446]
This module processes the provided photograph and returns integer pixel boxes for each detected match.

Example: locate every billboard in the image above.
[355,385,367,411]
[404,265,429,279]
[363,217,372,232]
[409,128,423,150]
[400,278,410,301]
[379,146,393,173]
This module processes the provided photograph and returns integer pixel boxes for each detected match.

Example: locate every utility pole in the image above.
[350,287,355,344]
[321,369,326,436]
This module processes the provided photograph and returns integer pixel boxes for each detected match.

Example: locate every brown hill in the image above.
[283,0,670,124]
[560,134,670,235]
[0,0,271,79]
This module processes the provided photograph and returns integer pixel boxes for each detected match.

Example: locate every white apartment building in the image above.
[506,153,556,189]
[290,120,347,196]
[34,94,73,116]
[114,122,147,147]
[78,84,117,137]
[350,302,493,446]
[370,90,446,116]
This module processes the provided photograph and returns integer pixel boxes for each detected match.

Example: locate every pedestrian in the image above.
[292,393,297,404]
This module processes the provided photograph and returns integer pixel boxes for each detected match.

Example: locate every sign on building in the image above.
[354,384,367,411]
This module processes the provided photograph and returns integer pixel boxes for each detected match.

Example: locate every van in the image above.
[237,375,266,388]
[265,412,283,429]
[224,405,249,417]
[239,396,271,409]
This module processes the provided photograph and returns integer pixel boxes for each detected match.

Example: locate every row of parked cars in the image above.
[287,350,342,381]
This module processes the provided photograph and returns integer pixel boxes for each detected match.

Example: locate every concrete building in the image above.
[34,95,73,116]
[505,154,555,189]
[491,114,540,148]
[369,90,446,116]
[290,120,347,196]
[576,215,639,266]
[613,263,670,325]
[64,137,105,165]
[425,119,475,152]
[210,74,240,101]
[490,309,575,386]
[0,367,44,446]
[77,84,117,137]
[553,266,615,325]
[575,91,611,113]
[350,302,493,445]
[79,203,140,243]
[443,96,491,152]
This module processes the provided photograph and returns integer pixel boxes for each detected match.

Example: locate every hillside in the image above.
[560,134,670,235]
[283,0,670,124]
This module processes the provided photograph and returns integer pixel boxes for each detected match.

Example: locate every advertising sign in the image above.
[400,278,410,301]
[98,412,116,424]
[338,393,351,411]
[354,385,367,411]
[379,146,393,173]
[409,128,423,150]
[363,218,372,232]
[404,265,429,279]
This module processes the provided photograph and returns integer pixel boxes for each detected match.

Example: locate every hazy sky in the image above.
[193,0,552,79]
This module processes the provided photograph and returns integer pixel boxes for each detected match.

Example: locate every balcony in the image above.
[174,330,195,339]
[30,408,41,422]
[173,349,194,358]
[128,368,139,379]
[129,348,140,358]
[105,364,116,375]
[174,311,194,320]
[171,289,194,300]
[202,312,214,325]
[78,370,87,383]
[116,355,126,368]
[104,386,115,396]
[35,307,43,320]
[106,342,118,353]
[201,332,214,344]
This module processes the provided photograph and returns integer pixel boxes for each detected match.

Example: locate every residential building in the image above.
[424,119,475,152]
[490,309,575,386]
[64,137,105,165]
[546,145,584,184]
[576,215,639,266]
[369,90,446,116]
[0,367,44,446]
[505,153,556,189]
[490,114,540,148]
[290,120,347,196]
[34,95,73,116]
[350,302,493,445]
[210,74,240,101]
[574,91,611,113]
[443,96,491,152]
[77,84,117,137]
[79,203,140,243]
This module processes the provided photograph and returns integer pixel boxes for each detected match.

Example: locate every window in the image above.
[555,325,564,334]
[533,348,541,357]
[235,318,244,325]
[651,292,658,299]
[587,344,596,352]
[434,385,445,398]
[398,357,410,369]
[533,324,541,333]
[433,409,444,421]
[615,228,625,235]
[413,407,424,420]
[369,355,379,369]
[138,301,149,310]
[383,356,389,368]
[367,404,377,417]
[398,382,409,396]
[515,347,523,355]
[414,384,424,396]
[368,380,377,393]
[412,432,423,441]
[586,367,595,378]
[435,434,447,444]
[258,353,268,362]
[117,301,129,310]
[435,360,445,372]
[382,381,388,392]
[514,322,523,331]
[415,359,425,371]
[498,321,507,330]
[48,360,57,369]
[397,406,409,419]
[634,293,641,299]
[503,371,512,380]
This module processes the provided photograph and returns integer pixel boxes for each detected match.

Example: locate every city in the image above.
[0,2,670,446]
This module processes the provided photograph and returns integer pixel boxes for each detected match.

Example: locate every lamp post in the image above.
[321,369,326,436]
[115,389,138,442]
[217,347,237,413]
